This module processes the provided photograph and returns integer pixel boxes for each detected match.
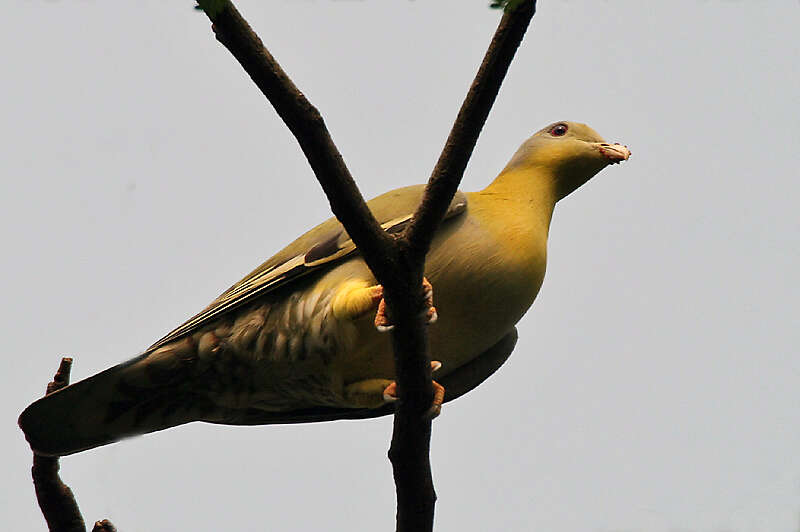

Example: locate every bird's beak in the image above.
[597,143,631,164]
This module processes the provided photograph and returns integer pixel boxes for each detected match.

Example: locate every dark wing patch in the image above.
[146,191,468,353]
[304,231,342,264]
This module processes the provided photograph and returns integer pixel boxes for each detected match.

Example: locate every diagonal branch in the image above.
[405,1,537,258]
[196,0,396,280]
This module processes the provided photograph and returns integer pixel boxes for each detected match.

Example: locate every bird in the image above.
[19,121,630,456]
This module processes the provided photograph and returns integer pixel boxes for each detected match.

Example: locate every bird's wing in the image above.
[146,185,468,353]
[19,186,469,456]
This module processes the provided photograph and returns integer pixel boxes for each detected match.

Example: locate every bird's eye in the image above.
[550,123,568,136]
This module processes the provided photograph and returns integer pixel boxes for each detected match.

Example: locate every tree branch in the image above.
[196,0,396,279]
[405,1,537,258]
[195,2,537,531]
[31,358,118,532]
[387,3,536,531]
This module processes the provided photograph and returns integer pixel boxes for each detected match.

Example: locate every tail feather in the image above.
[19,352,211,456]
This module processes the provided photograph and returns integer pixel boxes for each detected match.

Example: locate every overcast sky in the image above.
[2,1,799,531]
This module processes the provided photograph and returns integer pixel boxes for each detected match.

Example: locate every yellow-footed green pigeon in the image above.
[19,121,630,456]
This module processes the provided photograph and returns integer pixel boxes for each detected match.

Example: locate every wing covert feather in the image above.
[147,186,467,352]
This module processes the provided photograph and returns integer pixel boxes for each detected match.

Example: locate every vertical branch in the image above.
[30,357,114,532]
[388,3,537,531]
[32,455,85,532]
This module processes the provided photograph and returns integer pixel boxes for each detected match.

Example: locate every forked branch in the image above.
[188,2,536,531]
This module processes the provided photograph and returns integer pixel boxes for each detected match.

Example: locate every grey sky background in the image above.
[2,1,798,530]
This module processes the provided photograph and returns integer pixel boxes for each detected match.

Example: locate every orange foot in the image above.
[374,277,437,332]
[382,361,445,419]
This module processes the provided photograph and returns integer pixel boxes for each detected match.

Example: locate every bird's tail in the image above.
[19,348,215,456]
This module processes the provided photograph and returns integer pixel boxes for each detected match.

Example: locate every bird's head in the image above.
[503,121,630,201]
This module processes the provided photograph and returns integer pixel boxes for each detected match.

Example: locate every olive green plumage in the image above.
[19,121,630,456]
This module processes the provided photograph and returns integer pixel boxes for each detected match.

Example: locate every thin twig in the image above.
[31,358,117,532]
[91,520,117,532]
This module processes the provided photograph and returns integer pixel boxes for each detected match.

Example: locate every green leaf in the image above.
[489,0,528,12]
[196,0,227,18]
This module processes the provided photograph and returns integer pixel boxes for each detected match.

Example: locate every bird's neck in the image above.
[460,166,556,315]
[478,166,557,233]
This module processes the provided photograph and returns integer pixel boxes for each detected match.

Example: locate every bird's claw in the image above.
[382,361,445,419]
[374,277,437,332]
